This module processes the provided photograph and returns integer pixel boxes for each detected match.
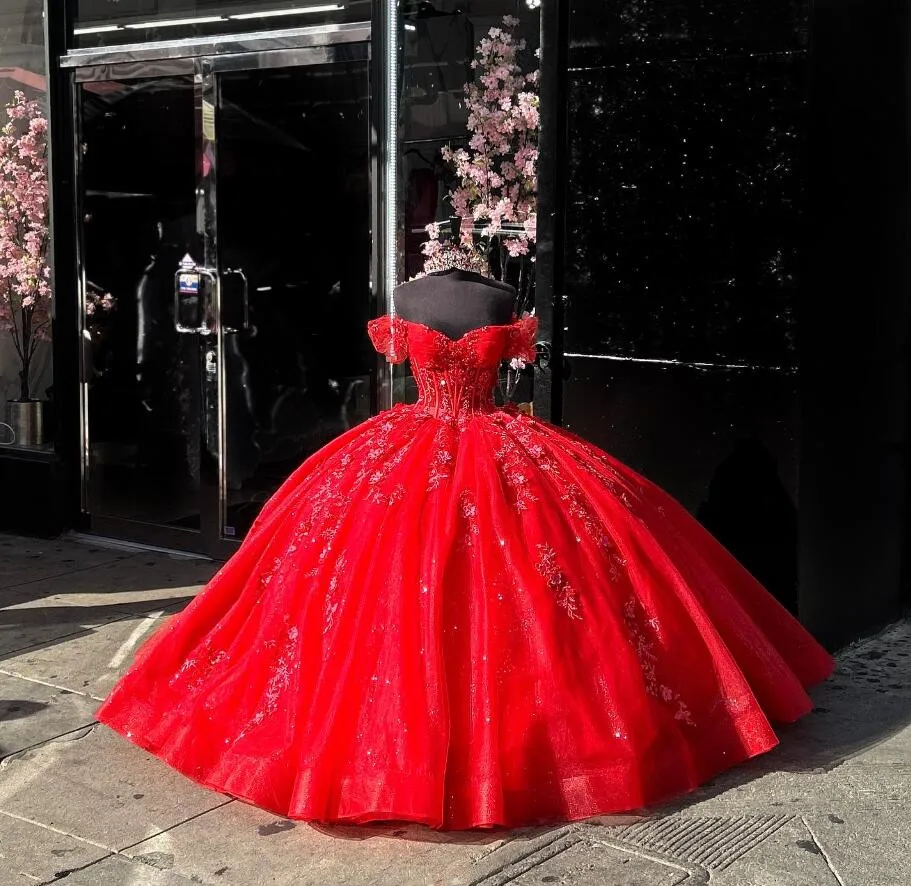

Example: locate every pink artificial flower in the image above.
[419,14,538,278]
[505,238,530,258]
[421,238,443,258]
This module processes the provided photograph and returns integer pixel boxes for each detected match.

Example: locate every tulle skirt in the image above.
[97,404,833,828]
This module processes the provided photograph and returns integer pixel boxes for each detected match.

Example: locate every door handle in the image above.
[221,267,250,333]
[535,340,553,370]
[175,266,216,335]
[532,342,571,378]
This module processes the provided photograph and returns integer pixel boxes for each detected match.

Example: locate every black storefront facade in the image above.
[0,1,908,651]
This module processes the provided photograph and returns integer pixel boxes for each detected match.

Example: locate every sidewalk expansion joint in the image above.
[0,808,114,854]
[116,798,236,856]
[0,668,98,700]
[591,836,706,884]
[0,600,173,662]
[3,553,140,592]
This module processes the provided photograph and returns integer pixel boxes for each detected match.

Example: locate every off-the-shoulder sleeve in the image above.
[506,314,538,364]
[367,315,409,364]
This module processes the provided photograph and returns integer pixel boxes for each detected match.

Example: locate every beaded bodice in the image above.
[367,315,538,422]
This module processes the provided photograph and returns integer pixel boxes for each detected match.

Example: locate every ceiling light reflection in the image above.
[124,16,226,30]
[73,25,123,34]
[230,5,344,19]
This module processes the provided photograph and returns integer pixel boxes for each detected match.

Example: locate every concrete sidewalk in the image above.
[0,533,908,886]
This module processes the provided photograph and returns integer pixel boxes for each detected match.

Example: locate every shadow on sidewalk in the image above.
[0,596,195,665]
[656,620,911,813]
[1,535,214,663]
[308,819,559,846]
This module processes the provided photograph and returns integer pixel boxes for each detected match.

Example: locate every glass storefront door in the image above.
[75,40,372,555]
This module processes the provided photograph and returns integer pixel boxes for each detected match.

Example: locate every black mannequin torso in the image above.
[393,269,515,339]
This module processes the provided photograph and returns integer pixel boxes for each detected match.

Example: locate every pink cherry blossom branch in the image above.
[421,16,539,279]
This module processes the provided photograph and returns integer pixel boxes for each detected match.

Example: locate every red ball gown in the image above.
[97,314,834,829]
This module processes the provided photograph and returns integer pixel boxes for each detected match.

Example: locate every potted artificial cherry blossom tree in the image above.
[0,91,51,446]
[421,14,539,319]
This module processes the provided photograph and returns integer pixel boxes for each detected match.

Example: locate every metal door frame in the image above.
[70,25,377,557]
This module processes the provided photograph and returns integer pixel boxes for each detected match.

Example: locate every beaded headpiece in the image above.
[414,242,491,279]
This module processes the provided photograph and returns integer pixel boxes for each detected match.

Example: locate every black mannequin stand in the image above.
[393,269,515,339]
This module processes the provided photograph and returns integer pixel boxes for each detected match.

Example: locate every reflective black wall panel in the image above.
[564,357,799,611]
[569,1,808,68]
[560,1,808,618]
[800,0,911,646]
[564,53,805,366]
[555,0,911,645]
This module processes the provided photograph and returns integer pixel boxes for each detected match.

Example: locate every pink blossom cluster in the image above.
[85,289,115,316]
[424,15,539,272]
[0,91,51,399]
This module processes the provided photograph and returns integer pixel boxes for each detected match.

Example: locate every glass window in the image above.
[563,2,806,368]
[0,0,52,444]
[397,1,538,280]
[73,1,370,48]
[394,1,540,404]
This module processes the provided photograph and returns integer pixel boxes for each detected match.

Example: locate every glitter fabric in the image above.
[96,314,833,830]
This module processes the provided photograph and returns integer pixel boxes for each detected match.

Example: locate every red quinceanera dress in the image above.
[97,315,833,829]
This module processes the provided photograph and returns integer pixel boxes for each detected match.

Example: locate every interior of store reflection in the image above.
[81,61,371,538]
[4,0,541,547]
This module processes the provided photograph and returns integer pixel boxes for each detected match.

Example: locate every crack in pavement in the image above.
[802,815,847,886]
[0,723,98,769]
[36,853,115,885]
